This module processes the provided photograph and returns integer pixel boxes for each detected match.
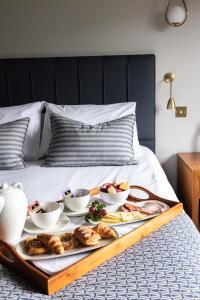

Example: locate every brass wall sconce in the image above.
[164,72,187,117]
[165,0,188,27]
[164,72,176,110]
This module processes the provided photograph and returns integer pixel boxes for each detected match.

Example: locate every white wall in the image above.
[0,0,199,189]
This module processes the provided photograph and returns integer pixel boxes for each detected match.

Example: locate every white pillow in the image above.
[0,102,44,160]
[40,102,141,158]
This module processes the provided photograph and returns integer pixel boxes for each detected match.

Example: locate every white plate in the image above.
[64,207,89,217]
[23,212,70,234]
[16,229,119,261]
[88,200,169,226]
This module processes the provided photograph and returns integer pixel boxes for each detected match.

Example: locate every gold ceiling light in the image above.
[164,73,176,110]
[165,0,188,27]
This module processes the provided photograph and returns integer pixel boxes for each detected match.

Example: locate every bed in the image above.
[0,146,176,204]
[1,55,200,299]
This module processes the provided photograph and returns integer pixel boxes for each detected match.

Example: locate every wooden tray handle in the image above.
[128,185,164,201]
[0,239,30,267]
[128,185,176,206]
[0,238,50,293]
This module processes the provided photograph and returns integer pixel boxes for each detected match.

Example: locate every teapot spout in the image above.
[0,196,5,214]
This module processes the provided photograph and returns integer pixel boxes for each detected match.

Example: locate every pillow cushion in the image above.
[0,118,30,170]
[40,102,140,158]
[44,114,136,167]
[0,102,44,160]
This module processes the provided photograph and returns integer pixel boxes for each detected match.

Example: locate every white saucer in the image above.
[64,207,89,217]
[23,212,70,234]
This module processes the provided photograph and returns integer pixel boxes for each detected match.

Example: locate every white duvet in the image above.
[0,146,177,204]
[0,146,177,274]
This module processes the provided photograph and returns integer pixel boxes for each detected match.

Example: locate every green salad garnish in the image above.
[85,200,107,222]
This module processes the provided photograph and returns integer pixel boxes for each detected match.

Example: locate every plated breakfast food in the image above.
[100,182,130,205]
[121,201,169,215]
[100,182,130,204]
[100,182,130,194]
[86,200,170,226]
[17,224,118,260]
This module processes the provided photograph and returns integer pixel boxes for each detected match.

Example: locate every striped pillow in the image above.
[0,118,30,170]
[44,114,136,167]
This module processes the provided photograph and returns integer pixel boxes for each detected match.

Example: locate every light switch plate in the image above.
[176,106,187,118]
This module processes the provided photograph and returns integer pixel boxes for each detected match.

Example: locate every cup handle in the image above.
[59,203,64,213]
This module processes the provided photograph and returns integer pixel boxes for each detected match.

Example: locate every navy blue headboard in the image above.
[0,54,155,152]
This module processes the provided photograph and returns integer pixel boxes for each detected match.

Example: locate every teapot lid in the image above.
[0,183,12,190]
[0,182,23,193]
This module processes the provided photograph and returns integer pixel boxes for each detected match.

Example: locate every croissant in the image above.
[60,233,80,250]
[24,236,48,255]
[38,234,64,254]
[93,223,116,239]
[74,226,101,246]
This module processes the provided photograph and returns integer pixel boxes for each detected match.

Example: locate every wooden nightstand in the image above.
[177,153,200,229]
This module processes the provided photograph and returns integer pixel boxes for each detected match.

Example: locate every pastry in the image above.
[93,223,116,239]
[24,236,48,255]
[38,234,64,254]
[74,226,101,246]
[60,232,80,250]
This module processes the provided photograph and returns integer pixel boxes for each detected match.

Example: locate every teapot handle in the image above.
[12,183,23,191]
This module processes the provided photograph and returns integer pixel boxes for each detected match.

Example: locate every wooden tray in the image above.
[0,186,183,295]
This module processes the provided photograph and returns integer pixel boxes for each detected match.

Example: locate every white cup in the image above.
[64,189,90,212]
[29,202,64,229]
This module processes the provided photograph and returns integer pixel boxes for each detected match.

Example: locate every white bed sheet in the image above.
[0,146,177,204]
[0,146,177,275]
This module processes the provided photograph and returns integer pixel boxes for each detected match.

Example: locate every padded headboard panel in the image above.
[0,54,155,152]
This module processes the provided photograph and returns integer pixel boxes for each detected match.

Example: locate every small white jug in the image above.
[0,183,27,244]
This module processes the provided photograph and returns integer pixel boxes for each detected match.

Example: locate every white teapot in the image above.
[0,183,27,244]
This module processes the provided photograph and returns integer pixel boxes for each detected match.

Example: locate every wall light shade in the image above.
[165,0,188,27]
[167,98,176,110]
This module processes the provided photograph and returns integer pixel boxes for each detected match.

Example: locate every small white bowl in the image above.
[29,202,64,229]
[100,189,130,205]
[64,189,90,212]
